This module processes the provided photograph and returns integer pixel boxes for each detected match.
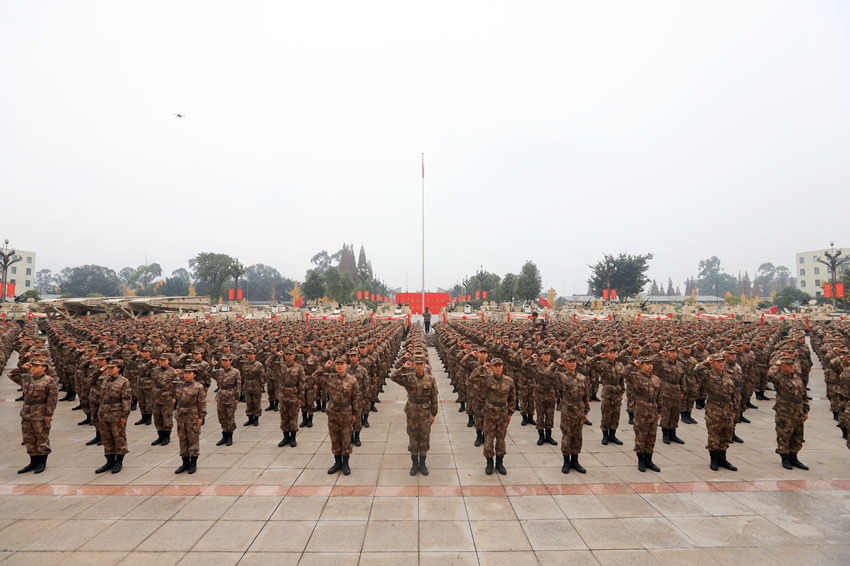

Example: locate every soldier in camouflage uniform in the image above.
[174,365,207,474]
[297,343,319,427]
[627,358,661,472]
[517,343,538,427]
[481,358,515,475]
[391,356,439,475]
[596,346,624,445]
[696,353,738,471]
[12,359,58,474]
[678,344,699,424]
[531,349,560,446]
[655,345,686,445]
[95,360,132,474]
[770,355,809,471]
[557,353,590,474]
[211,354,241,446]
[86,356,109,446]
[277,347,306,448]
[467,347,490,446]
[347,348,371,446]
[151,353,178,446]
[241,346,266,426]
[314,357,361,476]
[133,347,155,426]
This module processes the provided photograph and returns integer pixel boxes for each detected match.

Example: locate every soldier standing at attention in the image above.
[596,347,624,446]
[314,357,361,476]
[391,355,439,476]
[423,307,432,333]
[211,354,241,446]
[347,348,371,446]
[770,355,809,471]
[517,343,538,427]
[655,345,686,445]
[277,347,305,448]
[627,358,661,472]
[174,365,206,474]
[134,347,155,426]
[151,353,177,446]
[557,353,590,474]
[86,356,109,447]
[532,349,560,446]
[467,347,490,447]
[482,358,516,475]
[13,359,58,474]
[95,360,132,474]
[241,346,266,426]
[696,353,738,471]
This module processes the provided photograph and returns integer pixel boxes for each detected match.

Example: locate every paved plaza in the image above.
[1,343,849,565]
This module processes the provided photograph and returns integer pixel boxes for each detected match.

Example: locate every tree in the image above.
[57,265,122,297]
[128,263,162,295]
[289,282,302,306]
[773,266,792,288]
[696,256,737,297]
[500,273,517,302]
[302,269,326,304]
[587,253,654,300]
[188,253,234,303]
[244,264,283,302]
[338,244,357,280]
[17,289,41,302]
[650,280,660,296]
[667,278,676,296]
[311,249,343,275]
[171,268,191,282]
[118,266,135,283]
[773,287,811,311]
[159,276,190,296]
[35,269,54,294]
[515,261,542,301]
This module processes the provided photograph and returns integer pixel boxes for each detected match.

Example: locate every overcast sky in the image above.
[2,1,848,296]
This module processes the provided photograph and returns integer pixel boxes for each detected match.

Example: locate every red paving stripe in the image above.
[4,480,850,497]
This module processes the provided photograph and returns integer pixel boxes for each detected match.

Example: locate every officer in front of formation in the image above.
[390,355,439,476]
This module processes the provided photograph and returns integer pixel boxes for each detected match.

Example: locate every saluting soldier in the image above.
[211,354,241,446]
[627,358,661,472]
[174,365,206,474]
[277,347,306,448]
[13,359,58,474]
[95,360,132,474]
[481,358,516,475]
[390,355,439,476]
[313,357,361,476]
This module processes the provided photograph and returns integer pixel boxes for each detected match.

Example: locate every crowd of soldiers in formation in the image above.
[435,316,850,475]
[3,315,850,479]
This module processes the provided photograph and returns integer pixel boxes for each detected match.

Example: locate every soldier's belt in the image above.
[329,401,351,408]
[602,381,620,387]
[408,398,430,404]
[706,395,732,403]
[24,400,46,405]
[177,402,195,408]
[280,382,299,388]
[100,399,122,404]
[563,396,584,402]
[633,396,655,403]
[487,401,506,407]
[660,378,679,385]
[776,397,803,404]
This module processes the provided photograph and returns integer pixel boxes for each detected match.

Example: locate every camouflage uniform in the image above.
[98,372,132,455]
[151,362,178,438]
[596,356,624,439]
[558,367,590,462]
[278,357,306,443]
[769,359,809,467]
[696,360,737,452]
[212,366,241,434]
[390,364,439,455]
[517,350,537,423]
[348,359,370,443]
[481,362,516,472]
[314,363,361,459]
[626,362,661,471]
[654,352,685,443]
[241,358,266,422]
[175,379,207,458]
[13,367,58,457]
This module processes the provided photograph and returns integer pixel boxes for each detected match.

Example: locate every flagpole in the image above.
[421,152,425,318]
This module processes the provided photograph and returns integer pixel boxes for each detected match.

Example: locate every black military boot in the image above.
[316,400,322,412]
[474,430,484,447]
[545,429,558,446]
[495,456,507,475]
[112,454,124,474]
[217,432,228,446]
[131,399,138,411]
[732,429,743,443]
[410,454,420,476]
[628,412,634,425]
[33,455,47,474]
[521,414,529,426]
[561,454,570,474]
[370,401,377,412]
[739,414,750,424]
[328,455,343,474]
[718,451,737,471]
[601,430,609,445]
[362,413,370,428]
[60,390,76,402]
[289,431,297,448]
[537,429,546,446]
[662,429,671,445]
[686,411,697,424]
[637,453,646,472]
[695,399,705,410]
[72,403,83,411]
[590,393,601,402]
[458,402,465,412]
[709,450,719,471]
[570,454,586,474]
[175,456,190,474]
[419,455,429,476]
[527,414,536,426]
[833,412,839,421]
[341,455,351,476]
[144,414,152,425]
[152,431,164,446]
[353,431,361,447]
[226,431,233,446]
[244,416,254,426]
[299,412,308,428]
[188,456,198,474]
[669,429,684,444]
[134,414,147,425]
[780,454,792,470]
[78,415,91,426]
[645,453,661,472]
[789,453,808,470]
[160,431,171,446]
[18,456,37,474]
[746,400,757,409]
[265,401,275,412]
[306,414,313,428]
[96,455,115,474]
[86,431,101,446]
[608,429,623,445]
[253,415,260,427]
[485,457,494,475]
[467,414,474,427]
[755,391,769,401]
[321,401,327,412]
[842,427,848,440]
[278,432,290,448]
[680,411,690,424]
[584,418,592,426]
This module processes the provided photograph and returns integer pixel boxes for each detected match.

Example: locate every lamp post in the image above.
[475,266,488,299]
[603,261,617,302]
[0,240,22,303]
[230,259,245,302]
[815,242,848,311]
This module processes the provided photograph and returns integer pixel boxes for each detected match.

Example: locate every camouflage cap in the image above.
[664,344,677,352]
[523,342,534,349]
[159,353,172,360]
[709,353,725,361]
[638,357,654,364]
[221,354,234,361]
[563,352,577,361]
[284,347,297,355]
[243,345,256,353]
[413,356,427,364]
[31,359,49,367]
[347,348,359,356]
[334,356,348,364]
[779,355,795,364]
[490,358,503,365]
[106,360,123,368]
[183,364,199,373]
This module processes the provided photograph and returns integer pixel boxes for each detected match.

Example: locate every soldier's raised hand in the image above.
[404,361,412,369]
[325,360,333,368]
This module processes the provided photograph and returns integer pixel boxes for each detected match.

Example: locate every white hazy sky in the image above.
[2,1,848,295]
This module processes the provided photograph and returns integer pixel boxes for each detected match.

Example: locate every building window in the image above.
[10,279,15,284]
[801,280,807,288]
[10,267,15,274]
[26,268,31,275]
[815,279,821,287]
[814,267,820,275]
[799,257,805,264]
[813,256,818,262]
[25,280,31,288]
[27,257,32,263]
[800,269,805,276]
[816,291,822,297]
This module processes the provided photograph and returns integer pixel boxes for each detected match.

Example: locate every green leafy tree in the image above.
[500,273,517,302]
[188,253,234,303]
[587,253,654,300]
[128,263,162,295]
[57,265,122,297]
[695,256,738,297]
[303,269,326,304]
[773,287,812,311]
[515,261,542,301]
[245,263,283,302]
[118,266,135,283]
[17,289,41,302]
[159,277,190,296]
[35,269,54,294]
[311,249,343,274]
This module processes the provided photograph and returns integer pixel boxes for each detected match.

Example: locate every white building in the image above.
[795,247,848,297]
[6,249,37,297]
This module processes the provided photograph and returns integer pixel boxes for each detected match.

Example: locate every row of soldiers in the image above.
[8,318,405,475]
[436,318,848,473]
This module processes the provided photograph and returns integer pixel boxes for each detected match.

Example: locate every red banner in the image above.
[611,289,617,301]
[294,297,303,308]
[602,289,609,300]
[228,289,234,300]
[236,289,243,300]
[482,291,487,299]
[573,313,611,321]
[824,283,832,298]
[837,283,845,298]
[357,291,363,300]
[2,282,16,297]
[475,291,480,299]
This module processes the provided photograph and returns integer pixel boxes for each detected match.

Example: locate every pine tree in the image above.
[667,277,675,296]
[650,280,660,296]
[338,244,357,281]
